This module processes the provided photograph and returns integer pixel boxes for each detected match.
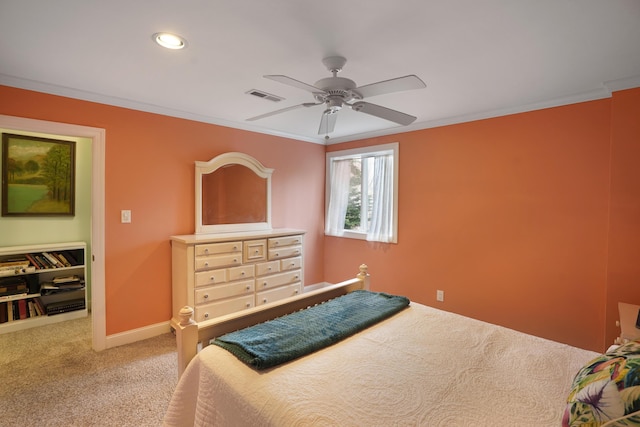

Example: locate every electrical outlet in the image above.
[436,290,444,302]
[121,210,132,223]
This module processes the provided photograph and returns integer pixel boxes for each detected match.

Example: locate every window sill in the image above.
[325,231,397,244]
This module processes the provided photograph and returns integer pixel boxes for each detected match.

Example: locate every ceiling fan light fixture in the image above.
[153,32,187,50]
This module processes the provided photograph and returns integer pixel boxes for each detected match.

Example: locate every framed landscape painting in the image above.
[1,133,76,216]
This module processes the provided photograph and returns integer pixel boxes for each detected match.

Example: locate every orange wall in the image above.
[2,84,639,351]
[326,99,615,352]
[606,88,640,345]
[0,85,326,335]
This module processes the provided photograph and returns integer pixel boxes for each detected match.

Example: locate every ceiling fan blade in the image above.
[355,75,426,98]
[318,111,338,135]
[264,75,323,94]
[350,101,417,126]
[247,103,320,121]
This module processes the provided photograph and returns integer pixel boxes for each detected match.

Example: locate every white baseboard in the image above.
[105,320,172,349]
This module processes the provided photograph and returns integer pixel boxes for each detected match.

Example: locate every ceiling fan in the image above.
[247,56,426,135]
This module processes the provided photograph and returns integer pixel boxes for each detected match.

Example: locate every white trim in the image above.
[4,73,638,147]
[325,143,399,243]
[195,152,273,234]
[104,320,171,348]
[0,74,325,145]
[0,114,107,351]
[325,87,620,145]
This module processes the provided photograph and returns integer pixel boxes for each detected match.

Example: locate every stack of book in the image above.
[0,276,29,297]
[40,275,85,295]
[0,256,35,277]
[38,275,85,315]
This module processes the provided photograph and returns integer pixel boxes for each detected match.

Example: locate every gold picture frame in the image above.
[1,133,76,216]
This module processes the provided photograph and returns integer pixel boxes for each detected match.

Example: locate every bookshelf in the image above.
[0,241,88,334]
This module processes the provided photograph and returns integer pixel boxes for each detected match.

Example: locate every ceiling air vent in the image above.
[246,89,284,102]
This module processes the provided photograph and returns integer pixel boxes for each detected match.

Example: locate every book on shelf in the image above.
[0,276,29,297]
[0,256,30,269]
[0,302,6,323]
[0,250,84,273]
[17,299,27,320]
[40,277,85,295]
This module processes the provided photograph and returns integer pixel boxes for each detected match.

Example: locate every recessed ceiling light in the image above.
[152,32,187,50]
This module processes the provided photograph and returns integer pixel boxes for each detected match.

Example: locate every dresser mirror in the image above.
[195,152,273,234]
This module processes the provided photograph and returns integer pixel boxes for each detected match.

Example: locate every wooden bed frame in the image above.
[171,264,370,377]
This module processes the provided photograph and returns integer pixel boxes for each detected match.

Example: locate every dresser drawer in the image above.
[195,279,254,304]
[195,253,242,271]
[268,246,302,260]
[194,268,227,287]
[194,294,254,322]
[268,235,302,248]
[280,256,301,272]
[228,265,254,281]
[256,269,302,291]
[255,260,280,276]
[256,283,301,306]
[195,241,242,256]
[243,239,267,263]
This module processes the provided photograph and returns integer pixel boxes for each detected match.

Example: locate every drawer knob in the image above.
[295,289,299,294]
[275,253,279,257]
[263,282,267,287]
[263,298,268,303]
[210,276,215,281]
[204,294,209,299]
[204,262,209,267]
[233,246,238,250]
[254,250,259,254]
[268,266,272,271]
[246,303,251,308]
[246,285,251,290]
[204,313,209,319]
[234,258,238,263]
[204,248,209,253]
[241,271,245,276]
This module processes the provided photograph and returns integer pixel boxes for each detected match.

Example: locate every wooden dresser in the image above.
[170,229,304,323]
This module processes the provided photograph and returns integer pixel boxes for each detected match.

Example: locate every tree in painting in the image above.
[2,134,75,216]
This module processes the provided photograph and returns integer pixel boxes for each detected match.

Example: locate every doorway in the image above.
[0,114,106,350]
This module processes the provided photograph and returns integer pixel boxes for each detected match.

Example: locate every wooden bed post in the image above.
[357,264,370,290]
[173,306,199,378]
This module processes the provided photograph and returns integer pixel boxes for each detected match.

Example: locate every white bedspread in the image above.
[163,303,599,426]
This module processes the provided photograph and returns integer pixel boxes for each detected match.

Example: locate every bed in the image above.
[164,265,638,426]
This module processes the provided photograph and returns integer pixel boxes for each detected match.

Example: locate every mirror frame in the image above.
[195,152,273,234]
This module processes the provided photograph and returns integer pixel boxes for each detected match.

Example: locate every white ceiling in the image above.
[1,0,639,145]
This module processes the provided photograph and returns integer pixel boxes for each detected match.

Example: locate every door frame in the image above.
[0,114,106,350]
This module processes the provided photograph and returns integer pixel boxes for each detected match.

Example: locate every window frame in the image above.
[324,142,399,243]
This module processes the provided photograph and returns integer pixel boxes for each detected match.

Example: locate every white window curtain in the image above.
[367,154,394,243]
[325,159,351,236]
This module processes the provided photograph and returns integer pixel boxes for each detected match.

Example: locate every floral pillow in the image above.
[563,340,640,426]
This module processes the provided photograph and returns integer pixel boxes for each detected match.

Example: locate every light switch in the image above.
[121,210,132,223]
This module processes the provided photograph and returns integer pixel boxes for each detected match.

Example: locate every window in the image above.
[325,143,398,243]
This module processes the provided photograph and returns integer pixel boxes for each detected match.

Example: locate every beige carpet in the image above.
[0,316,178,426]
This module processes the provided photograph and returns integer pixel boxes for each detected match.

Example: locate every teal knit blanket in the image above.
[211,290,410,370]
